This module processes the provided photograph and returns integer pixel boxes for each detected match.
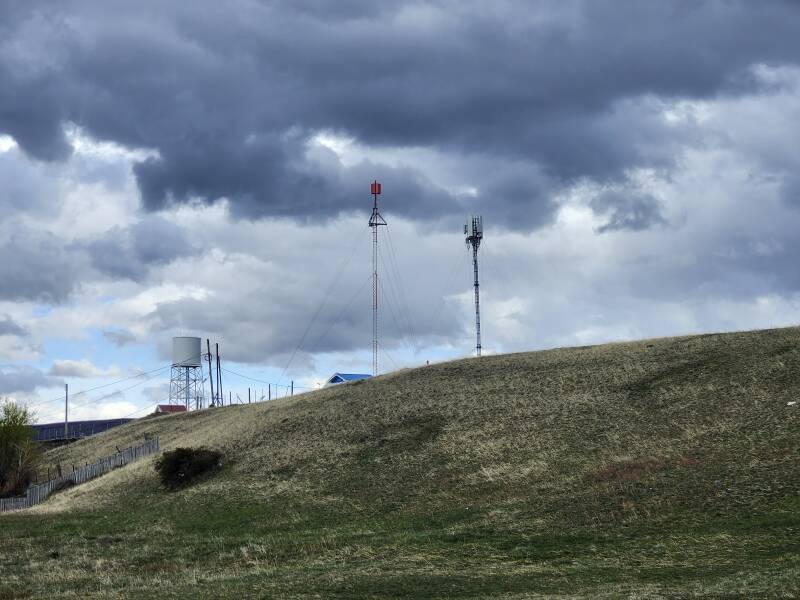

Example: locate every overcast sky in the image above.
[2,1,800,422]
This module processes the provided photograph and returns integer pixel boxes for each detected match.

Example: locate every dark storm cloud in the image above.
[134,136,463,223]
[1,1,798,228]
[0,365,61,394]
[591,190,667,233]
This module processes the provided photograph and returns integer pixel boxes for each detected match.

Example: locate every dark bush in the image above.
[154,447,222,489]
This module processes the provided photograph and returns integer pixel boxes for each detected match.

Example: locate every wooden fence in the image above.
[0,437,160,513]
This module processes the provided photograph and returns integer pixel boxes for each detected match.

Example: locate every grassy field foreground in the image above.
[1,327,799,598]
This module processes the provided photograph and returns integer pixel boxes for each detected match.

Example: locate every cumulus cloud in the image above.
[84,215,201,281]
[590,190,667,233]
[0,315,27,337]
[102,329,137,347]
[0,365,61,394]
[47,359,122,379]
[0,225,86,303]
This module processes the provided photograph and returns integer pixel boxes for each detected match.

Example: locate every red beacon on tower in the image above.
[371,180,382,196]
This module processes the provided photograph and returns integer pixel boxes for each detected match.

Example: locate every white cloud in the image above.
[48,359,122,379]
[0,135,16,152]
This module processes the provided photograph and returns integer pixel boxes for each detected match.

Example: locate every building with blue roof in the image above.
[324,373,371,387]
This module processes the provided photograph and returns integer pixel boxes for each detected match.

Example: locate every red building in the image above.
[154,405,187,415]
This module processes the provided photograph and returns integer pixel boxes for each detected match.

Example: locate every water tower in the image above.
[168,336,205,410]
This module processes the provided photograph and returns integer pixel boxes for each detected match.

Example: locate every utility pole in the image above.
[64,383,68,439]
[465,216,484,357]
[291,380,294,396]
[215,343,222,406]
[206,339,215,407]
[368,180,387,376]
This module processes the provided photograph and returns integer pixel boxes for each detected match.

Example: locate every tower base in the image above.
[168,365,205,410]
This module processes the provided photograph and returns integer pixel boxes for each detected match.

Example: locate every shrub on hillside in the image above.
[155,447,222,489]
[0,401,40,498]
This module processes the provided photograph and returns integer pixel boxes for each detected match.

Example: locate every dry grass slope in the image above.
[1,326,799,598]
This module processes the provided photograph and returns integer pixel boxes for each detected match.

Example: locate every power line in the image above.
[278,224,367,384]
[220,366,306,390]
[429,244,471,334]
[381,346,400,371]
[46,367,170,416]
[384,226,417,347]
[377,275,409,368]
[378,246,413,347]
[25,363,173,410]
[119,402,159,420]
[307,273,372,356]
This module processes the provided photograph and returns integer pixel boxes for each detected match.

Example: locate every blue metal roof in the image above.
[326,373,372,385]
[337,373,372,381]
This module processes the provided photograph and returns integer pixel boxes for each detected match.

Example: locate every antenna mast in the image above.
[368,180,387,376]
[465,216,483,357]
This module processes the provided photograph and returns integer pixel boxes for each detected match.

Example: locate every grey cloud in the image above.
[591,190,667,233]
[0,226,84,303]
[133,133,465,224]
[142,383,169,405]
[102,329,137,347]
[781,173,800,208]
[0,215,201,304]
[142,224,468,367]
[0,365,61,394]
[0,315,27,337]
[47,359,118,378]
[0,148,60,213]
[84,216,201,281]
[1,1,798,229]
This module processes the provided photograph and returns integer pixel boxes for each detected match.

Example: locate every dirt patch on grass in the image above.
[591,457,668,483]
[352,414,446,460]
[625,357,716,400]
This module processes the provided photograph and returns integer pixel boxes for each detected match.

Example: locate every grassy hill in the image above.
[1,327,799,598]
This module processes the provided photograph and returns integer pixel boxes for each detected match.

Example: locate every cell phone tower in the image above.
[465,216,483,357]
[368,180,387,376]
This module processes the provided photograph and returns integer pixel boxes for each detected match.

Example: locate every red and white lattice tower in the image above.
[368,181,387,376]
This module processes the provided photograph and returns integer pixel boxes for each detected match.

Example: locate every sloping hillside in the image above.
[2,327,799,598]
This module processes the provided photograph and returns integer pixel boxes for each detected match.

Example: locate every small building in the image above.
[155,404,188,415]
[324,373,371,387]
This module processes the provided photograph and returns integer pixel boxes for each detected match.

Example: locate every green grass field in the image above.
[2,327,799,598]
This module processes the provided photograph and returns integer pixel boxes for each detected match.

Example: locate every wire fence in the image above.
[0,437,160,513]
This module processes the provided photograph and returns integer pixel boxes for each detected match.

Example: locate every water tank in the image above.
[172,336,201,367]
